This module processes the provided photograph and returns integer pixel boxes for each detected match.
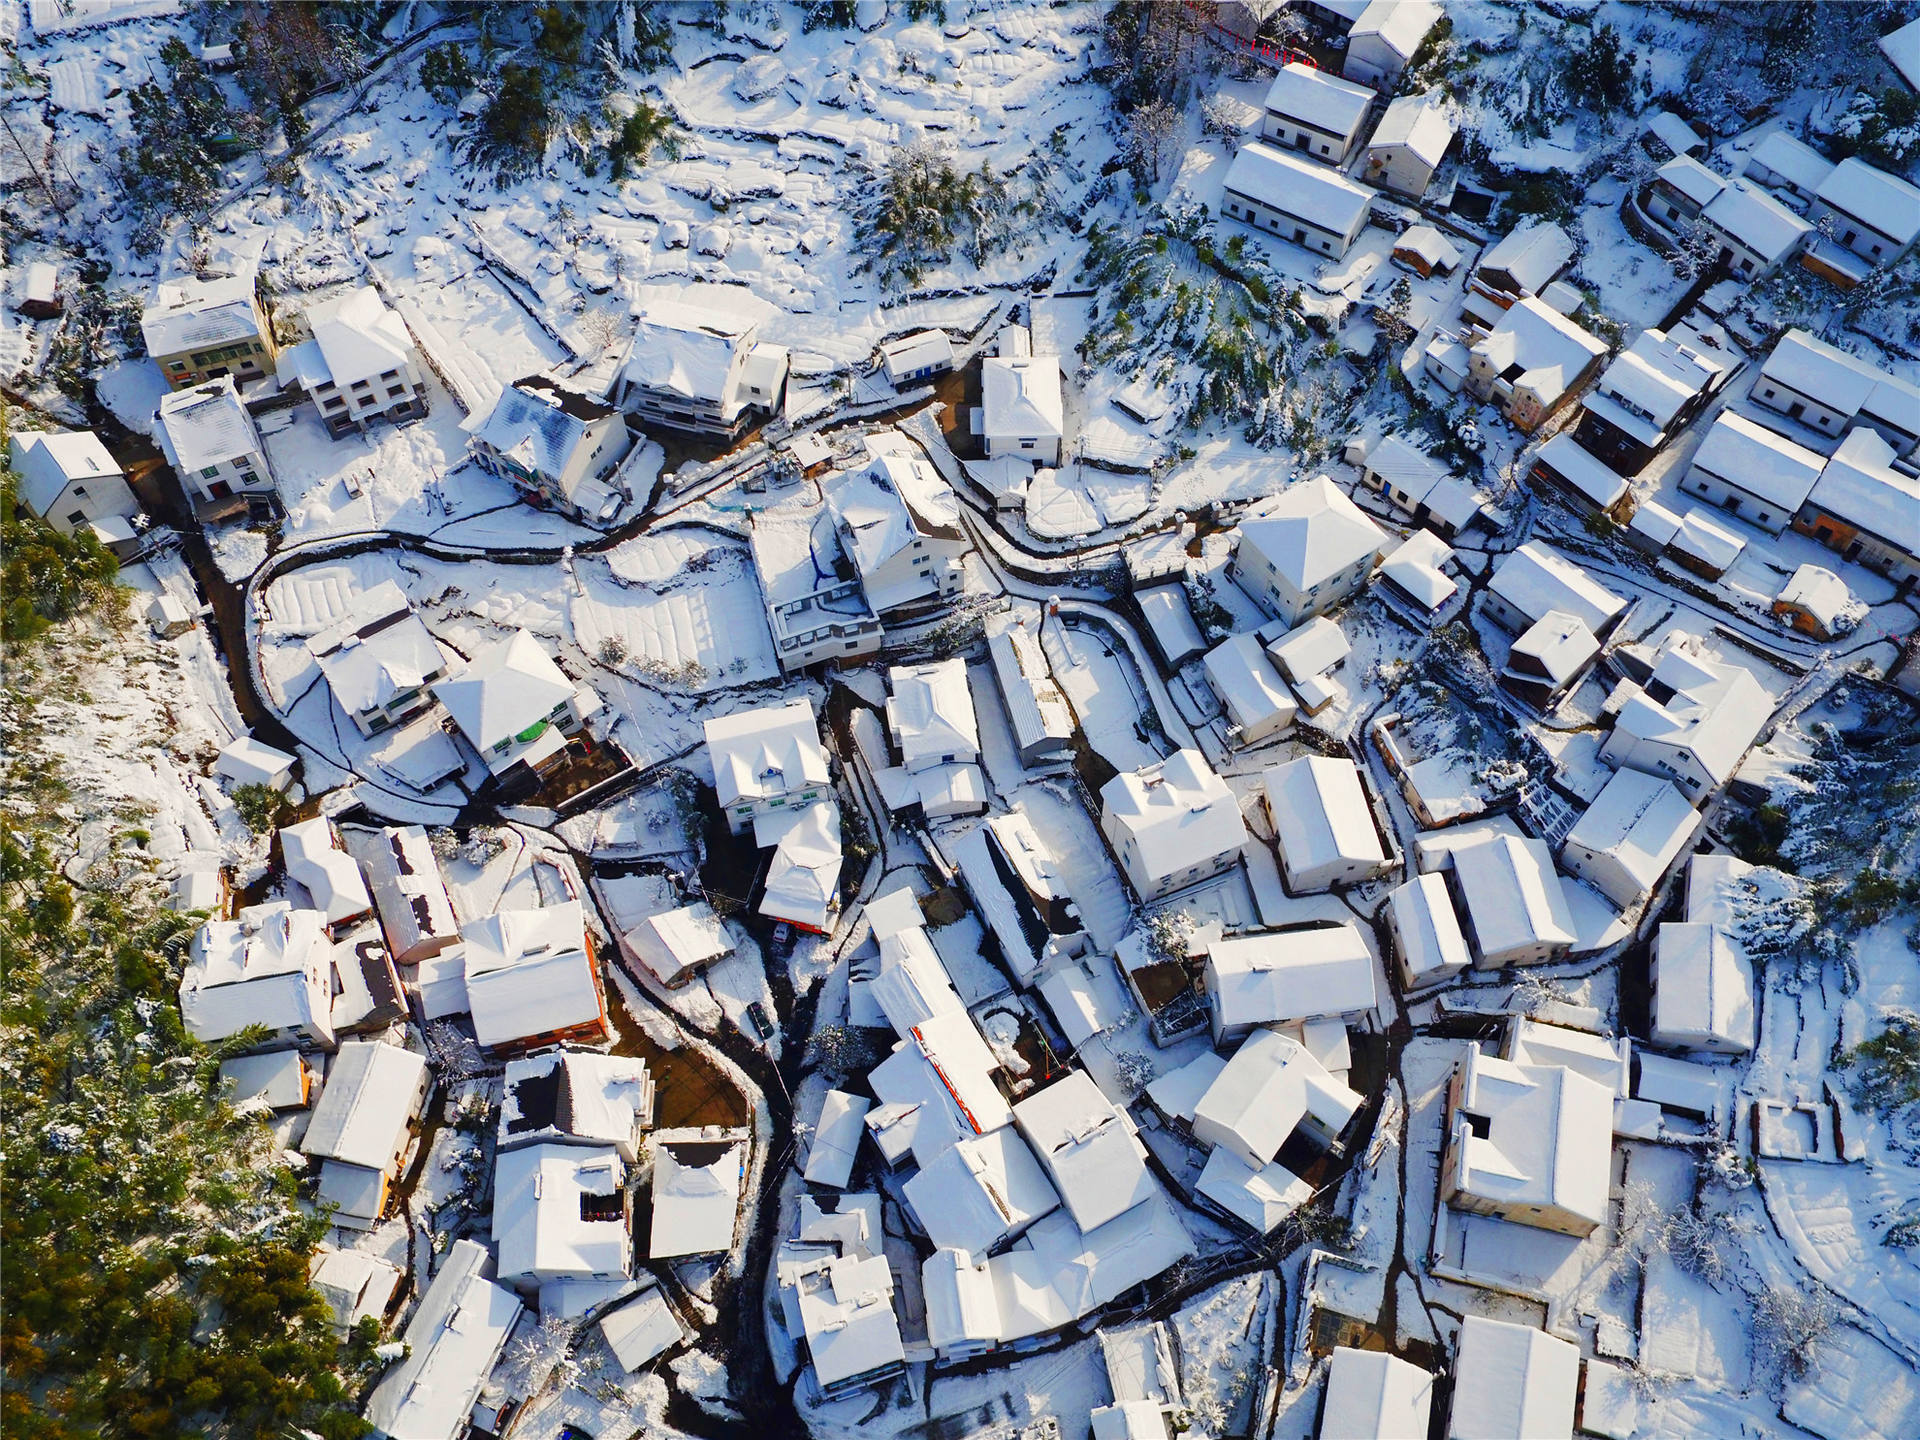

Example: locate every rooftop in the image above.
[1222,143,1375,236]
[1101,749,1249,884]
[1261,61,1376,136]
[1236,476,1388,594]
[1014,1070,1157,1233]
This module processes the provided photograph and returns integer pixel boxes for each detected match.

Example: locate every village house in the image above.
[780,1208,908,1400]
[356,824,458,965]
[1500,610,1602,712]
[1258,62,1377,166]
[1376,529,1458,615]
[432,629,599,783]
[362,1240,524,1440]
[1743,130,1835,203]
[1650,854,1758,1054]
[1751,328,1920,454]
[179,901,335,1050]
[868,892,965,1039]
[306,581,453,738]
[6,429,138,538]
[1363,92,1455,198]
[219,1048,315,1112]
[923,1247,1004,1360]
[1809,156,1920,266]
[1203,923,1378,1042]
[155,376,275,515]
[1560,768,1703,909]
[1650,154,1727,225]
[1100,749,1250,901]
[468,375,635,525]
[1599,634,1772,797]
[13,261,61,318]
[1441,1044,1613,1236]
[1014,1071,1159,1234]
[1441,831,1578,968]
[759,802,844,934]
[888,658,981,772]
[1134,584,1209,669]
[282,286,429,440]
[1642,109,1706,160]
[649,1127,749,1258]
[1385,871,1472,990]
[985,611,1076,767]
[1392,223,1463,279]
[1231,476,1388,628]
[1465,296,1609,432]
[1266,615,1352,716]
[1322,1348,1434,1440]
[1221,142,1376,259]
[826,441,970,615]
[980,348,1065,464]
[1697,178,1814,279]
[1484,542,1628,640]
[1191,1027,1362,1172]
[1574,327,1733,473]
[1460,222,1575,333]
[1676,411,1825,535]
[1447,1317,1580,1440]
[866,1010,1013,1168]
[1773,563,1858,640]
[1528,433,1633,523]
[904,1125,1060,1259]
[599,1283,688,1374]
[281,817,373,933]
[879,328,955,388]
[1198,1143,1314,1237]
[707,697,832,844]
[491,1143,632,1299]
[141,272,277,391]
[803,1090,872,1189]
[1351,434,1485,538]
[498,1048,655,1162]
[1202,632,1299,746]
[461,901,609,1054]
[613,285,788,438]
[1263,755,1391,894]
[1791,426,1920,584]
[1343,0,1443,89]
[302,1040,431,1231]
[309,1248,403,1335]
[747,497,886,671]
[955,806,1093,984]
[622,901,733,988]
[214,734,297,792]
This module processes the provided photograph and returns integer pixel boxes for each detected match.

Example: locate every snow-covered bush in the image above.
[1840,1009,1920,1115]
[1753,1284,1835,1380]
[852,141,1038,288]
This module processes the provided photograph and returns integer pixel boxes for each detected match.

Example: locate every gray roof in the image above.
[472,376,618,486]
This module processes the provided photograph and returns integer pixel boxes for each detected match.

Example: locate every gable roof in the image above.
[1687,410,1826,511]
[1202,632,1298,736]
[156,375,260,471]
[1014,1070,1157,1233]
[986,614,1076,752]
[8,430,122,515]
[1476,222,1574,294]
[1746,131,1835,194]
[141,273,260,356]
[1449,1316,1580,1440]
[1377,529,1456,610]
[308,581,448,718]
[1564,768,1701,892]
[1815,156,1920,245]
[1262,61,1375,137]
[904,1125,1061,1258]
[1507,610,1599,688]
[471,375,617,488]
[431,629,576,752]
[306,286,414,389]
[1449,1046,1612,1231]
[1263,756,1386,876]
[1192,1027,1361,1168]
[1222,143,1376,236]
[1759,328,1920,426]
[1350,0,1441,59]
[619,285,763,403]
[1534,433,1627,510]
[303,1040,427,1171]
[1207,924,1378,1031]
[1236,476,1388,593]
[1806,425,1920,547]
[1449,832,1577,957]
[1702,179,1813,261]
[1324,1346,1435,1440]
[1488,542,1626,633]
[1388,871,1471,982]
[1371,91,1455,166]
[363,1239,522,1440]
[460,902,602,1050]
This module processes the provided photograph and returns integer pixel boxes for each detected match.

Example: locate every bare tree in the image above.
[1121,99,1182,186]
[1753,1284,1836,1379]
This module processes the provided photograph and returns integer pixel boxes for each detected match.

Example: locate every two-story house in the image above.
[613,284,789,438]
[283,287,429,440]
[1230,476,1387,628]
[155,375,275,517]
[469,375,635,525]
[142,272,277,391]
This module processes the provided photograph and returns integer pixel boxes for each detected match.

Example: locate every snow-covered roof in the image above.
[1702,179,1813,261]
[1475,222,1574,294]
[759,802,843,932]
[1653,921,1756,1052]
[1688,411,1827,507]
[179,901,329,1043]
[1324,1346,1435,1440]
[985,1194,1194,1342]
[1472,296,1608,403]
[1506,610,1599,688]
[1815,156,1920,245]
[1448,832,1577,958]
[1207,923,1378,1033]
[705,697,829,810]
[1488,542,1626,633]
[871,923,965,1038]
[1222,143,1375,237]
[1350,0,1441,59]
[904,1125,1061,1258]
[8,429,121,515]
[1449,1044,1612,1232]
[141,273,260,357]
[1393,223,1462,273]
[303,1040,427,1172]
[1263,756,1387,877]
[1101,749,1249,886]
[1533,433,1627,510]
[1881,14,1920,90]
[1668,507,1746,573]
[1134,584,1208,667]
[1759,328,1920,426]
[156,376,260,471]
[281,817,372,926]
[1448,1316,1580,1440]
[460,902,602,1051]
[1014,1071,1157,1233]
[880,329,954,380]
[788,1248,906,1390]
[980,355,1064,439]
[1807,425,1920,546]
[310,1247,402,1333]
[499,1049,653,1155]
[803,1089,872,1189]
[1655,153,1726,209]
[599,1285,686,1371]
[887,659,980,770]
[219,1048,308,1110]
[620,286,764,404]
[648,1127,748,1258]
[363,1239,522,1440]
[492,1143,628,1283]
[1089,1400,1170,1440]
[431,629,578,754]
[1377,529,1456,610]
[1564,768,1701,895]
[1146,1048,1228,1124]
[1371,92,1455,166]
[308,581,448,720]
[1642,110,1704,157]
[909,1009,1014,1137]
[358,825,457,963]
[470,375,618,487]
[1266,614,1351,683]
[1606,634,1772,786]
[1775,563,1856,632]
[1387,872,1471,985]
[986,614,1076,754]
[1196,1147,1312,1234]
[923,1247,1004,1352]
[1192,1028,1362,1170]
[1035,951,1131,1047]
[623,901,733,986]
[1262,61,1375,138]
[305,286,415,389]
[1590,328,1730,436]
[1237,475,1388,594]
[1202,632,1298,739]
[1746,131,1835,195]
[868,1037,976,1167]
[1359,433,1450,496]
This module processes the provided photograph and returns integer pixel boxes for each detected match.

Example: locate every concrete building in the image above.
[142,273,276,391]
[1100,749,1249,901]
[1231,476,1387,628]
[1262,755,1391,893]
[1258,62,1377,166]
[1222,143,1376,259]
[468,375,635,526]
[1465,296,1608,433]
[282,287,429,440]
[1445,832,1578,969]
[1677,411,1825,534]
[1363,92,1455,198]
[1441,1045,1612,1236]
[827,440,970,615]
[1560,768,1703,909]
[1599,635,1772,797]
[155,375,274,514]
[6,429,138,537]
[614,285,787,438]
[704,697,832,839]
[1342,0,1443,90]
[1751,328,1920,455]
[1792,426,1920,584]
[1204,923,1378,1042]
[1809,156,1920,266]
[1484,542,1628,640]
[307,581,452,738]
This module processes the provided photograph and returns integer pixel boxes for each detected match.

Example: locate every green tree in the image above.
[1563,23,1640,114]
[609,99,679,178]
[420,41,476,106]
[467,61,555,177]
[117,37,236,249]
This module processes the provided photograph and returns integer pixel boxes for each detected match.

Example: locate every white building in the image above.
[802,1089,872,1189]
[1352,434,1484,538]
[303,1040,431,1230]
[983,1198,1194,1342]
[1574,327,1733,473]
[214,734,297,791]
[358,824,458,965]
[866,1010,1013,1166]
[309,1247,403,1333]
[759,802,844,933]
[179,902,335,1050]
[1678,411,1825,534]
[468,375,635,526]
[622,901,733,988]
[1743,131,1834,203]
[1447,1316,1580,1440]
[1321,1347,1434,1440]
[827,441,970,614]
[1386,871,1471,990]
[362,1240,523,1440]
[1014,1070,1159,1234]
[1561,769,1703,910]
[1698,178,1814,279]
[747,495,885,672]
[1794,425,1920,584]
[1221,142,1376,259]
[1266,615,1352,715]
[1651,854,1758,1054]
[986,612,1076,766]
[888,658,980,772]
[1231,476,1387,628]
[614,285,787,438]
[1599,636,1771,796]
[492,1143,630,1296]
[1363,91,1455,197]
[1258,62,1376,166]
[1466,296,1609,433]
[1100,749,1249,900]
[283,286,428,440]
[307,581,452,738]
[499,1048,654,1162]
[648,1127,749,1258]
[904,1126,1060,1258]
[1377,529,1458,614]
[599,1283,688,1373]
[155,375,273,512]
[1196,1145,1313,1235]
[1202,632,1299,746]
[431,629,598,782]
[1751,327,1920,455]
[1135,584,1209,669]
[1204,923,1378,1042]
[1343,0,1443,90]
[281,816,373,932]
[980,354,1065,464]
[1445,832,1577,968]
[923,1247,1004,1360]
[461,902,608,1054]
[880,329,955,388]
[785,1244,907,1399]
[1263,755,1391,894]
[705,697,832,839]
[1442,1044,1612,1236]
[1484,542,1628,639]
[6,430,138,536]
[1191,1028,1361,1171]
[1809,156,1920,266]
